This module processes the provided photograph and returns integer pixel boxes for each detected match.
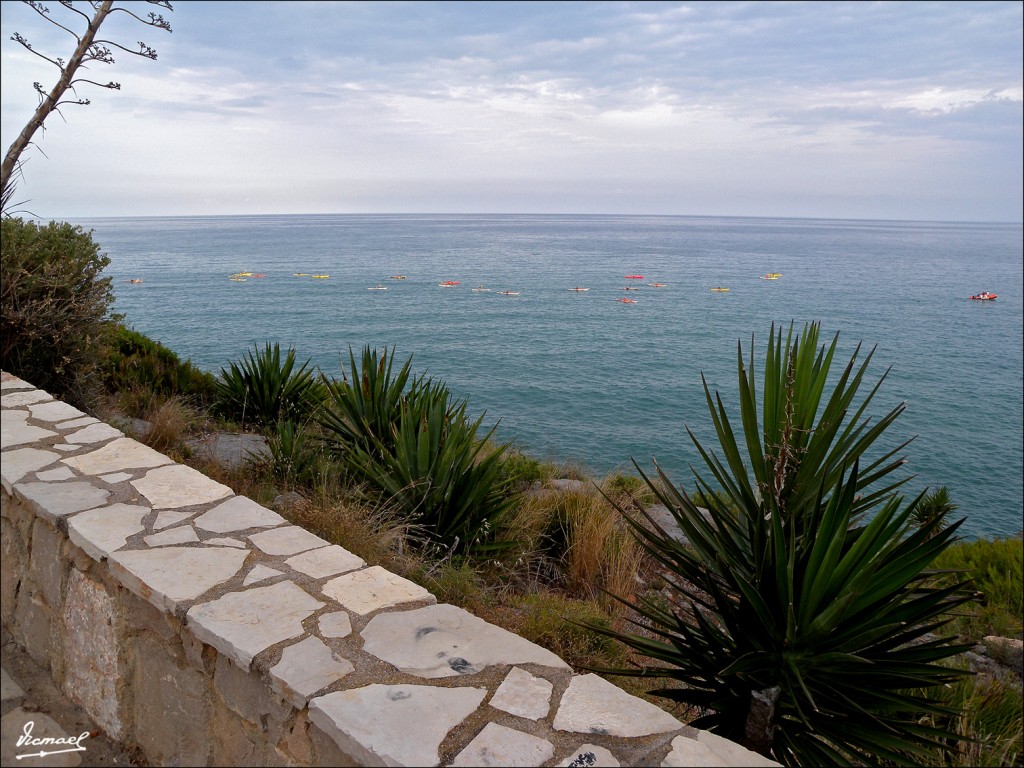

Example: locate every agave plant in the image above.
[214,342,324,427]
[348,393,515,555]
[319,345,419,461]
[590,322,976,766]
[264,419,321,485]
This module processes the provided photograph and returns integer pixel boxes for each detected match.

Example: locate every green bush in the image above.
[1,217,117,405]
[590,322,976,766]
[933,536,1024,641]
[105,325,217,405]
[214,342,325,427]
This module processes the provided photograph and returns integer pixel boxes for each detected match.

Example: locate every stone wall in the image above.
[1,372,777,767]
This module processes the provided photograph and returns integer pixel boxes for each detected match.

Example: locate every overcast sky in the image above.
[1,1,1021,221]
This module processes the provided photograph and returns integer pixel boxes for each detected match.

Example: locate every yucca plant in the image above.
[912,486,958,538]
[264,419,321,485]
[214,342,324,427]
[319,345,419,461]
[589,322,976,766]
[348,390,517,556]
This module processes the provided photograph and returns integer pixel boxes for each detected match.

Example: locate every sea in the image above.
[66,214,1023,540]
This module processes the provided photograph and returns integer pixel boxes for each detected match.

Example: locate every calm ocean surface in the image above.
[69,214,1023,540]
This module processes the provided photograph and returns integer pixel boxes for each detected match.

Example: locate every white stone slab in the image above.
[248,526,330,556]
[661,735,728,767]
[144,526,200,547]
[308,684,486,768]
[1,409,57,447]
[205,536,246,548]
[100,472,133,484]
[558,744,621,767]
[193,495,285,533]
[109,546,249,614]
[693,731,778,767]
[15,481,110,523]
[62,437,171,475]
[187,580,325,669]
[360,603,569,677]
[35,466,75,482]
[66,503,149,560]
[53,443,78,452]
[318,611,352,639]
[152,509,196,530]
[1,389,50,406]
[64,422,124,444]
[0,447,59,491]
[489,667,553,720]
[269,635,354,708]
[322,566,436,616]
[451,722,554,767]
[286,545,365,579]
[242,564,283,586]
[553,674,682,737]
[55,416,97,429]
[28,400,85,423]
[0,374,33,391]
[131,464,233,509]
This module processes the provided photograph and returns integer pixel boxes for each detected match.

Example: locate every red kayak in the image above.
[969,292,997,301]
[625,274,644,279]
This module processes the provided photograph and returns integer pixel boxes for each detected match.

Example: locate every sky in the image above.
[1,1,1021,221]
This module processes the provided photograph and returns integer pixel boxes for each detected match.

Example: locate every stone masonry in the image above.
[0,372,779,767]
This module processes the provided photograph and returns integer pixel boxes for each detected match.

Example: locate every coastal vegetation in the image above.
[0,217,118,406]
[583,322,978,765]
[0,225,1019,764]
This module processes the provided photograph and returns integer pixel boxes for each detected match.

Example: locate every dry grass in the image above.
[141,396,193,453]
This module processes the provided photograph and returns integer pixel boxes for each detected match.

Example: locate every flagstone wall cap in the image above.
[15,481,110,523]
[66,503,149,560]
[60,437,172,476]
[553,673,684,737]
[186,580,325,669]
[28,399,87,423]
[269,635,355,708]
[308,684,488,768]
[130,464,233,509]
[449,722,555,767]
[0,446,60,491]
[107,546,249,614]
[360,603,570,678]
[1,409,57,446]
[321,566,436,616]
[247,525,331,556]
[193,494,287,533]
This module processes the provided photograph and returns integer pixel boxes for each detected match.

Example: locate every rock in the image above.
[983,636,1023,676]
[185,433,270,470]
[272,491,306,513]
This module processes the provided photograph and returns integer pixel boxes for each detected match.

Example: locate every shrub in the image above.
[590,322,976,765]
[933,536,1023,641]
[104,325,217,406]
[214,342,325,427]
[1,217,117,406]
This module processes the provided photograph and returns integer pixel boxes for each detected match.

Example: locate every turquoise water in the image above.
[71,214,1023,539]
